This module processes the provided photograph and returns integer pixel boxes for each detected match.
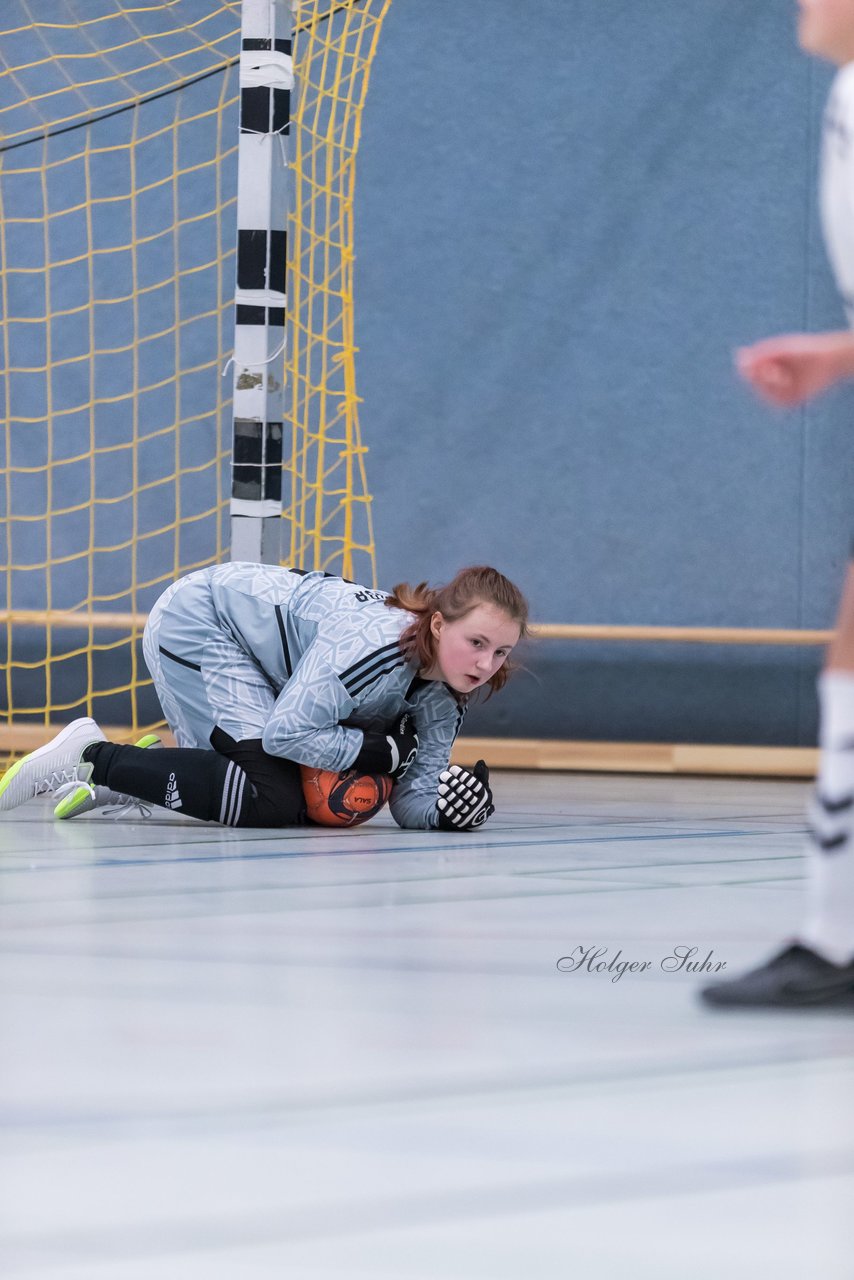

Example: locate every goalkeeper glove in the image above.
[355,712,419,779]
[436,759,494,831]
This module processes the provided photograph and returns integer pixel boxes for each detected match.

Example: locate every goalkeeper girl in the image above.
[0,564,527,831]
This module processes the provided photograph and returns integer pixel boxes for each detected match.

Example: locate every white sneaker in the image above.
[0,718,106,813]
[54,733,161,820]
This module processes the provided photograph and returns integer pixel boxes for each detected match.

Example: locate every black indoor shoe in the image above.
[700,942,854,1010]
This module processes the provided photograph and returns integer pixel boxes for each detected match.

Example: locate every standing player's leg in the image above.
[802,558,854,964]
[703,556,854,1007]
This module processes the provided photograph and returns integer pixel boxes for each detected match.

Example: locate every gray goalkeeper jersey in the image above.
[148,563,467,829]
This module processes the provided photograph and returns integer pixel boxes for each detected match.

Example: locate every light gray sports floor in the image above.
[2,770,853,1279]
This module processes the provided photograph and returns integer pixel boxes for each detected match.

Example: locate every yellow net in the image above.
[0,0,390,754]
[285,0,389,579]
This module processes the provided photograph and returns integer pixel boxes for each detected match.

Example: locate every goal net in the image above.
[0,0,390,756]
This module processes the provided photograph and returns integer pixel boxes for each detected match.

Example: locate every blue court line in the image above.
[4,1150,854,1263]
[0,848,807,911]
[3,1042,853,1135]
[0,825,806,873]
[0,807,804,858]
[0,871,806,932]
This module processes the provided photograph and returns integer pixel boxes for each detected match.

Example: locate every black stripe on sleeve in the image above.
[274,605,292,678]
[341,653,405,696]
[346,656,407,698]
[159,645,201,672]
[339,641,401,687]
[453,702,467,740]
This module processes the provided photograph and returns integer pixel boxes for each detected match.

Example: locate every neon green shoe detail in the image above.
[53,733,161,820]
[0,718,104,814]
[0,759,26,806]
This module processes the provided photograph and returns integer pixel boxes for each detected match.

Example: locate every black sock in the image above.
[83,737,308,828]
[84,742,250,825]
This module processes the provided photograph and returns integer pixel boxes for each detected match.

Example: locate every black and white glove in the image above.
[436,760,494,831]
[355,712,419,779]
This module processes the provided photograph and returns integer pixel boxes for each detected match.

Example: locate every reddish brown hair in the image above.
[385,565,529,696]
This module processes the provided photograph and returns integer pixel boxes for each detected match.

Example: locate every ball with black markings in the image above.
[300,765,392,827]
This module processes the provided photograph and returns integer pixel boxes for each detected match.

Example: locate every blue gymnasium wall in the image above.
[353,0,853,746]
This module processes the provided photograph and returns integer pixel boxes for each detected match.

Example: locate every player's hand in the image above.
[736,331,854,407]
[436,760,494,831]
[356,712,418,779]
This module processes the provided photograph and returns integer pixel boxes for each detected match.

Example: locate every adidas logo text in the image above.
[165,772,182,810]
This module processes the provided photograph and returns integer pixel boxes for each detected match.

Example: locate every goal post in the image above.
[230,0,393,571]
[230,0,293,565]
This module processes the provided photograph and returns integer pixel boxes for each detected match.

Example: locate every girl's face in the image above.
[427,603,521,694]
[798,0,854,63]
